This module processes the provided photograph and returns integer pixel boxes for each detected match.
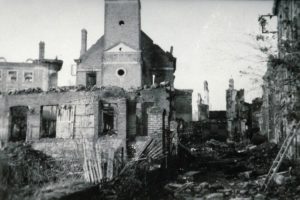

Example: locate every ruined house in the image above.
[208,111,227,138]
[197,81,210,122]
[0,0,192,181]
[226,79,251,141]
[0,42,62,92]
[260,0,300,158]
[251,97,263,137]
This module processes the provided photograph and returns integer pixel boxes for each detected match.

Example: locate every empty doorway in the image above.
[10,106,28,142]
[99,102,116,136]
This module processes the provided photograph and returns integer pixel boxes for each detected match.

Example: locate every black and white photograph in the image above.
[0,0,299,199]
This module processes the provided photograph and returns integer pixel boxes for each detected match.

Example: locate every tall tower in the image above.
[104,0,141,50]
[102,0,142,89]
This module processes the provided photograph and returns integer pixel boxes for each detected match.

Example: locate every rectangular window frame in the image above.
[7,70,18,83]
[23,71,34,83]
[41,105,58,139]
[86,72,97,87]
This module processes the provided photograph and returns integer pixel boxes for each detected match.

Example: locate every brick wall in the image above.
[137,88,171,136]
[147,106,164,141]
[0,89,127,143]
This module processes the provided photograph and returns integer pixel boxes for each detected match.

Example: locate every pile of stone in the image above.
[1,142,61,186]
[164,179,268,200]
[142,81,171,90]
[7,87,43,95]
[3,85,128,97]
[164,170,300,200]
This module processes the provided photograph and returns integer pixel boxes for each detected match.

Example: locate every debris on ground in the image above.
[163,137,300,200]
[0,142,86,200]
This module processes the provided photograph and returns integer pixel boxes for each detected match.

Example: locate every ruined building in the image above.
[75,0,176,89]
[74,0,192,122]
[226,79,251,141]
[0,0,192,181]
[260,0,300,158]
[0,42,62,92]
[197,81,209,122]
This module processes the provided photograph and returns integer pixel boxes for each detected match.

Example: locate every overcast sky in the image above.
[0,0,275,110]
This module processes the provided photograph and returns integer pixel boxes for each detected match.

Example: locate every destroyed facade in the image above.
[0,42,62,92]
[0,0,193,181]
[226,79,251,142]
[260,0,300,158]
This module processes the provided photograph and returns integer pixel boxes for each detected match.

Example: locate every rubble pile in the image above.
[0,142,60,186]
[0,142,84,200]
[168,137,300,199]
[180,138,284,175]
[3,85,128,97]
[237,143,285,176]
[164,172,300,200]
[7,87,43,95]
[2,82,174,97]
[165,179,265,200]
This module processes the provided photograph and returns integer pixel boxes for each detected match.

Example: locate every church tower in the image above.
[102,0,142,89]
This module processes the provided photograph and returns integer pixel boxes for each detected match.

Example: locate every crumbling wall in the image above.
[137,88,170,137]
[174,89,193,122]
[0,90,127,143]
[226,82,251,141]
[0,59,62,93]
[141,32,176,86]
[261,61,300,158]
[32,136,126,181]
[147,106,164,141]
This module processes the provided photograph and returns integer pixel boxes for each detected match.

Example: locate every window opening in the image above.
[119,20,125,26]
[24,71,33,83]
[8,71,17,82]
[99,103,116,136]
[41,105,57,138]
[10,106,28,142]
[86,72,97,87]
[117,69,125,76]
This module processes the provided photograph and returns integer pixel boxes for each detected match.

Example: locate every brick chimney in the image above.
[170,46,173,55]
[39,41,45,60]
[80,29,87,56]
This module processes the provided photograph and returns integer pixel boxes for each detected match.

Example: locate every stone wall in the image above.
[0,89,127,143]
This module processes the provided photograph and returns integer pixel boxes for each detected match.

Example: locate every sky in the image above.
[0,0,275,110]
